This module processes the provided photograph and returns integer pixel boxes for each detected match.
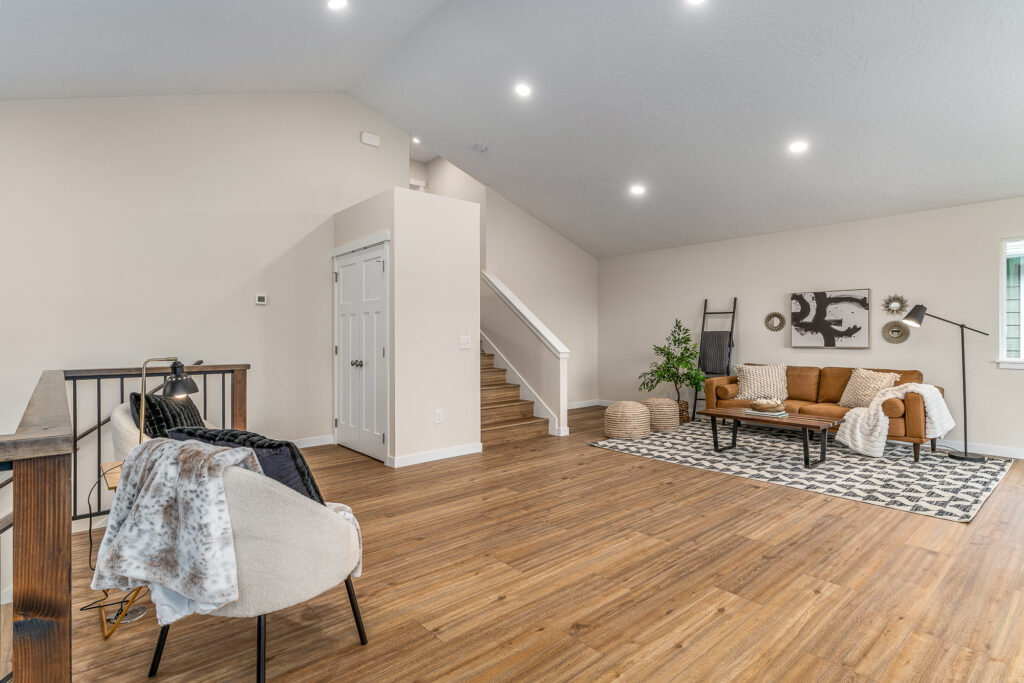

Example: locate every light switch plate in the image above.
[459,336,472,350]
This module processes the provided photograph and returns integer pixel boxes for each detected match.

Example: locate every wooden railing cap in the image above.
[0,370,73,463]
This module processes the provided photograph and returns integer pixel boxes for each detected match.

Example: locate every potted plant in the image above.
[638,319,705,422]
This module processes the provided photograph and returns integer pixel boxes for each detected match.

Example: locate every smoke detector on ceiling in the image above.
[472,143,488,153]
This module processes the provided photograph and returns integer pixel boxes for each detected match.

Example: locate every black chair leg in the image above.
[257,615,266,683]
[345,576,368,645]
[148,625,170,678]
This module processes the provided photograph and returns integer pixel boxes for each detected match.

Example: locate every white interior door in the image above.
[334,243,389,460]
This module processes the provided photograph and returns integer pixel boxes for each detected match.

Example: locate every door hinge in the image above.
[382,433,386,443]
[382,347,386,358]
[381,260,385,272]
[333,271,338,282]
[334,418,338,427]
[334,345,338,355]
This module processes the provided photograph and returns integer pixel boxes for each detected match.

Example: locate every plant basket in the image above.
[678,401,690,423]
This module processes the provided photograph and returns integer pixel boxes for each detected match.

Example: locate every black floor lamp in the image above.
[902,304,988,463]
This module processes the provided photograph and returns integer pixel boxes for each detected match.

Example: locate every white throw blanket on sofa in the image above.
[837,383,955,457]
[92,438,262,624]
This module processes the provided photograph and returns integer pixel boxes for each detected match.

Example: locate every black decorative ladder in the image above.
[691,297,737,420]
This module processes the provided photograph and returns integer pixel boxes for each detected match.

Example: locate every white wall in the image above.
[410,159,428,188]
[599,196,1024,454]
[334,188,481,466]
[393,189,481,461]
[426,158,600,405]
[0,92,408,441]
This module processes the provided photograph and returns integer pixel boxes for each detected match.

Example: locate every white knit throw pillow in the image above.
[735,364,788,402]
[838,368,901,408]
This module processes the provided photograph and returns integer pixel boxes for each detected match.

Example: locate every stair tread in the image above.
[481,399,533,409]
[481,416,549,431]
[482,383,520,391]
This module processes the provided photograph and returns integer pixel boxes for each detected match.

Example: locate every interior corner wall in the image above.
[426,158,600,405]
[0,92,408,441]
[598,196,1024,453]
[392,188,481,460]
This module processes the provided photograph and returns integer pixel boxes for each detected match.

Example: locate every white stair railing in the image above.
[481,272,569,435]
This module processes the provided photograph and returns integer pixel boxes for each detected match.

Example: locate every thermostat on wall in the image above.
[255,294,267,306]
[360,131,381,148]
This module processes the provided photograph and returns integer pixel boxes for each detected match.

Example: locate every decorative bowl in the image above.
[750,399,785,413]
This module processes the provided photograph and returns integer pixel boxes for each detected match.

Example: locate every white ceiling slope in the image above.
[0,0,449,98]
[351,0,1024,257]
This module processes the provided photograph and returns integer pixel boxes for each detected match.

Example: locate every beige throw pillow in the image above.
[838,368,901,408]
[735,364,788,402]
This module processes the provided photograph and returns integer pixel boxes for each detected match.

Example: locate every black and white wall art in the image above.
[790,289,870,348]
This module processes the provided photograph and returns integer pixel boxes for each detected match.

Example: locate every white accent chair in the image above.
[108,402,367,679]
[148,468,366,680]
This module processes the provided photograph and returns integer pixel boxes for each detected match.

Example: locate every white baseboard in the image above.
[386,442,482,468]
[568,399,613,409]
[550,426,570,436]
[937,438,1024,460]
[293,434,334,448]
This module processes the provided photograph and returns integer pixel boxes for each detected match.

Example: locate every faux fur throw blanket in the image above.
[92,438,262,625]
[837,383,955,457]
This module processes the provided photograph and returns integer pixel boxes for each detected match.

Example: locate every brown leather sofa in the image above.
[705,366,943,460]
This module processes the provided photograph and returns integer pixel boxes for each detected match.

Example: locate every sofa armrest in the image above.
[903,392,926,440]
[704,375,738,410]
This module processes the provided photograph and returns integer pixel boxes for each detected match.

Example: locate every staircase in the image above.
[480,351,549,446]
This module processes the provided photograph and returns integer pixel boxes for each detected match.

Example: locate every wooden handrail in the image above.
[63,363,249,379]
[1,370,73,681]
[0,370,73,464]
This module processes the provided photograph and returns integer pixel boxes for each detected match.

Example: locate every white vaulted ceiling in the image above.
[4,1,1024,257]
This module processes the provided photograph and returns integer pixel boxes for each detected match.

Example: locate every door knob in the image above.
[357,360,364,367]
[350,360,356,366]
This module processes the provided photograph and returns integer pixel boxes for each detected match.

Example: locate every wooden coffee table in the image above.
[696,407,845,468]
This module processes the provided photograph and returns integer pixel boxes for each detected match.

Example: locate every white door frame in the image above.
[333,239,390,460]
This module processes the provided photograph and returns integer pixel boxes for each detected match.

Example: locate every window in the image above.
[1001,238,1024,366]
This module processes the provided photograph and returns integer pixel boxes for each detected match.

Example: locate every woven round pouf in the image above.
[641,398,680,432]
[604,401,651,439]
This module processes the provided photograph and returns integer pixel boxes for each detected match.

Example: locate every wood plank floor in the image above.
[69,406,1024,681]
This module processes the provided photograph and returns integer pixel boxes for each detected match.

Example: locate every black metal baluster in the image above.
[120,377,125,403]
[221,373,226,428]
[203,374,208,420]
[96,380,102,513]
[72,379,78,518]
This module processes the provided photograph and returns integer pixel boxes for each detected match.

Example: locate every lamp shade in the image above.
[903,304,927,328]
[163,360,199,398]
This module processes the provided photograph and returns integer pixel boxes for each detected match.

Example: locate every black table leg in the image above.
[710,415,737,453]
[803,427,828,468]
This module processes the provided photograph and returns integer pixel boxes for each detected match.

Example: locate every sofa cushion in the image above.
[798,403,850,420]
[817,368,854,403]
[882,397,906,418]
[717,398,752,409]
[716,384,739,400]
[786,366,820,402]
[839,368,901,408]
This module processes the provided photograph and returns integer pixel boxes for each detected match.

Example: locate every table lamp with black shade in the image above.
[902,305,989,463]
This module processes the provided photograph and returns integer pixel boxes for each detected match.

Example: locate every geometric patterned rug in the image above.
[591,420,1013,522]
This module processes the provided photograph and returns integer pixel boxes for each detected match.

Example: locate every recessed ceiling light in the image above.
[788,139,810,154]
[412,137,421,144]
[326,0,347,10]
[514,83,532,98]
[629,184,647,196]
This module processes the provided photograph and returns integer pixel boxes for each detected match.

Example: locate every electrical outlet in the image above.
[435,409,443,424]
[459,336,472,350]
[255,293,267,306]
